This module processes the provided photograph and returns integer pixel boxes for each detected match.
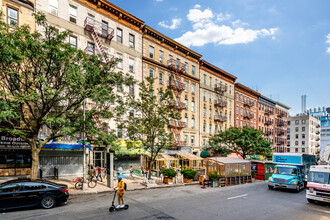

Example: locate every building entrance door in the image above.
[93,151,105,168]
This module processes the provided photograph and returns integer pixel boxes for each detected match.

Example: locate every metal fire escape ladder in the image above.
[90,30,111,65]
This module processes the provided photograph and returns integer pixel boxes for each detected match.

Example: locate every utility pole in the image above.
[83,99,88,190]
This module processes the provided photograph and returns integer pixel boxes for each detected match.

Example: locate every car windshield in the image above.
[309,171,330,184]
[274,167,297,176]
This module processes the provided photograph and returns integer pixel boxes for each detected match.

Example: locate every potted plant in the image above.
[181,169,197,183]
[251,170,256,183]
[209,171,219,188]
[161,168,177,184]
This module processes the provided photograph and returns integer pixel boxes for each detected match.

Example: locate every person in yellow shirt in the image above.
[115,177,125,208]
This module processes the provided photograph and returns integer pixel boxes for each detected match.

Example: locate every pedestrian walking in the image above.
[117,164,123,180]
[141,167,145,178]
[129,166,134,180]
[146,168,149,179]
[96,166,103,182]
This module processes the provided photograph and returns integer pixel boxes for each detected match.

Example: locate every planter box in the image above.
[163,177,173,184]
[183,177,192,183]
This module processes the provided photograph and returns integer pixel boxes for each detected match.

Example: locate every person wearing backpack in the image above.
[115,177,126,208]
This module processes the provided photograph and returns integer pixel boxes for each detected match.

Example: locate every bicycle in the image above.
[73,175,97,189]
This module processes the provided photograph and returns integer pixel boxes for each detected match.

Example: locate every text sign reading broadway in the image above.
[0,132,30,149]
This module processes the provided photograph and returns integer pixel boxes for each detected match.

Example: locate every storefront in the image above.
[0,132,31,176]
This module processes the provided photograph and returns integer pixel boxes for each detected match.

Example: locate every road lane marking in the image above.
[227,194,248,200]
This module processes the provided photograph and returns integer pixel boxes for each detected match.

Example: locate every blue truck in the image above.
[268,153,316,192]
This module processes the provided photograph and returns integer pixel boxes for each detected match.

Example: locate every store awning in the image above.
[176,153,204,160]
[42,136,92,151]
[147,153,179,161]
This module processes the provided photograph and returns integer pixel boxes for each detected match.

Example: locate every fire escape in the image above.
[214,85,227,124]
[84,17,115,138]
[167,60,186,149]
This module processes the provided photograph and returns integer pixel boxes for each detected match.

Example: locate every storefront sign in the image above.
[0,133,30,149]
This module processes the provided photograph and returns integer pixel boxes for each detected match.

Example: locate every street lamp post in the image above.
[83,99,88,190]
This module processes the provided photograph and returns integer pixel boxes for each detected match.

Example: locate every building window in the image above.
[295,127,298,132]
[240,107,243,116]
[236,106,239,114]
[203,91,206,101]
[149,68,154,78]
[7,7,18,26]
[184,99,188,110]
[149,46,154,59]
[295,148,298,152]
[69,36,77,48]
[229,100,232,109]
[209,77,212,87]
[203,108,206,117]
[288,128,290,133]
[236,119,239,127]
[215,125,218,133]
[185,117,188,128]
[191,136,195,146]
[176,58,180,69]
[87,42,95,55]
[185,62,188,72]
[192,65,195,76]
[116,28,122,43]
[159,72,163,84]
[209,93,212,103]
[302,148,305,152]
[203,124,206,132]
[302,127,305,131]
[169,55,173,65]
[116,53,123,68]
[191,118,195,129]
[192,101,195,112]
[129,34,135,48]
[302,134,305,138]
[184,135,188,145]
[69,5,77,24]
[229,85,232,94]
[184,81,188,92]
[288,121,291,125]
[49,0,58,15]
[287,148,290,152]
[295,141,298,146]
[209,125,212,134]
[295,120,299,125]
[209,109,212,118]
[191,84,195,94]
[101,21,109,37]
[129,84,134,95]
[229,113,232,123]
[302,120,306,124]
[203,74,206,84]
[302,141,305,145]
[129,58,135,72]
[295,134,298,139]
[159,51,164,64]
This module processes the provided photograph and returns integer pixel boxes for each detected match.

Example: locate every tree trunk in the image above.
[148,160,155,180]
[31,147,40,181]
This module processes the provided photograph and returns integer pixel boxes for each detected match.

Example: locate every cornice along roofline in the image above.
[235,82,261,98]
[143,25,202,61]
[76,0,145,30]
[200,60,237,83]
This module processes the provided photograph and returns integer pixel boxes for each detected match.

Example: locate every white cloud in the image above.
[155,0,163,2]
[326,33,330,53]
[158,18,182,30]
[175,6,278,47]
[194,4,201,9]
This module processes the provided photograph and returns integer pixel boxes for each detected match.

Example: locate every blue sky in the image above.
[110,0,330,115]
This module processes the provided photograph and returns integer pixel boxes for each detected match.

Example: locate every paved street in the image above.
[2,182,329,220]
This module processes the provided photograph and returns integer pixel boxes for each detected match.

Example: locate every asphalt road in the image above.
[2,182,329,220]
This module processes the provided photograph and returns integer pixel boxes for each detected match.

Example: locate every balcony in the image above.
[214,116,227,123]
[316,124,320,128]
[243,113,253,119]
[277,141,285,145]
[168,80,185,92]
[316,137,320,141]
[316,144,320,148]
[167,60,186,74]
[277,113,285,118]
[214,100,227,108]
[277,131,285,136]
[215,86,226,94]
[316,131,320,135]
[168,120,185,129]
[277,121,285,127]
[173,101,185,110]
[265,131,273,136]
[84,46,114,60]
[84,17,114,41]
[243,101,254,107]
[264,110,273,115]
[265,121,272,126]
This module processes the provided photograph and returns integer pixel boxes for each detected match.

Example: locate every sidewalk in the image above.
[0,175,199,195]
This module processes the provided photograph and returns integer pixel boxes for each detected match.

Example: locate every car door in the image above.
[0,183,23,210]
[21,182,47,207]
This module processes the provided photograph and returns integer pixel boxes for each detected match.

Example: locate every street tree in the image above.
[209,126,272,159]
[0,13,133,180]
[118,77,178,179]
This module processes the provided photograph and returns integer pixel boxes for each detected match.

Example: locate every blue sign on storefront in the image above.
[273,155,302,165]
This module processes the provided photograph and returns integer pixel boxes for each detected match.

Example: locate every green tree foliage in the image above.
[209,126,272,159]
[0,13,133,179]
[118,77,178,179]
[180,169,197,179]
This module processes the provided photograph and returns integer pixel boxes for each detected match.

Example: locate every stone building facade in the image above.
[287,115,320,157]
[199,60,237,149]
[142,25,202,155]
[234,83,260,129]
[258,95,276,148]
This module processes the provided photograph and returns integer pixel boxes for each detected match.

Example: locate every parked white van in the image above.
[306,165,330,203]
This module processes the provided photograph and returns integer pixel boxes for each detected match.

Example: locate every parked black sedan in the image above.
[0,179,69,211]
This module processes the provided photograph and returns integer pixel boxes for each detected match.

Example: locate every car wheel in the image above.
[268,185,274,190]
[41,196,56,209]
[307,199,315,203]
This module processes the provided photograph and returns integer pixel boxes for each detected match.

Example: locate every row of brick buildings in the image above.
[1,0,290,158]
